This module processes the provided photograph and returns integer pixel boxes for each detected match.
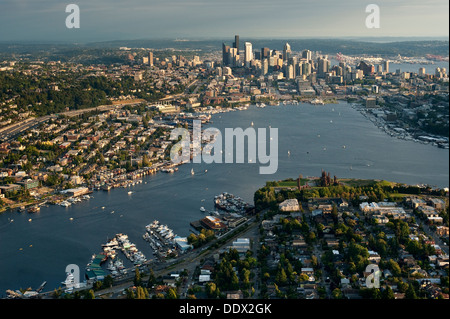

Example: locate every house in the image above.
[292,239,308,249]
[340,277,350,288]
[368,251,381,263]
[226,291,244,299]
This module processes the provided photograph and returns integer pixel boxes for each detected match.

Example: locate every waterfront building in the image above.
[200,216,227,231]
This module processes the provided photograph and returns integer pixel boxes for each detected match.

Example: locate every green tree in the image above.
[134,267,142,287]
[405,283,417,299]
[332,288,343,299]
[166,287,178,299]
[382,286,395,299]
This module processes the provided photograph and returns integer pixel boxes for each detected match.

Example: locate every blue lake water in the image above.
[0,101,448,295]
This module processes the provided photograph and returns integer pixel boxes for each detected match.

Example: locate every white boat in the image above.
[191,168,195,175]
[251,121,254,126]
[128,191,133,195]
[60,201,71,207]
[200,207,206,212]
[107,260,115,271]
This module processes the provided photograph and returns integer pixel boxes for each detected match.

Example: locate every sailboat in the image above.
[191,168,195,175]
[251,121,254,126]
[287,150,291,157]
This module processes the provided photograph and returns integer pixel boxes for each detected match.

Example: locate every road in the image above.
[418,218,449,255]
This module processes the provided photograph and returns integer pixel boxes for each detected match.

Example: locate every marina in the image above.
[143,220,183,260]
[85,233,148,281]
[214,192,254,214]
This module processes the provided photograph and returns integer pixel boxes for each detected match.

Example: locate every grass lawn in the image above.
[277,179,309,187]
[338,178,394,188]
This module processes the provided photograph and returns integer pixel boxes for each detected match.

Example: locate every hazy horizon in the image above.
[0,0,448,43]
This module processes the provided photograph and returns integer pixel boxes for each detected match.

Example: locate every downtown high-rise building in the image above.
[222,43,231,66]
[317,56,330,78]
[283,43,292,62]
[301,62,311,76]
[148,51,154,67]
[302,49,312,61]
[262,59,269,75]
[261,47,270,60]
[383,60,390,73]
[229,47,239,67]
[244,42,253,67]
[233,35,240,56]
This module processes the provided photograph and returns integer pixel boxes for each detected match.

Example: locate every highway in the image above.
[0,100,144,142]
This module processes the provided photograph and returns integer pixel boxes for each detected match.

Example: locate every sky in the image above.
[0,0,448,43]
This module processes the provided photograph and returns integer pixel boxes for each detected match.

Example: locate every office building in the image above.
[302,49,312,61]
[261,47,270,60]
[419,67,426,77]
[233,35,240,56]
[222,43,231,66]
[317,57,330,78]
[283,43,292,61]
[148,51,154,67]
[262,59,269,75]
[244,42,253,67]
[383,60,389,73]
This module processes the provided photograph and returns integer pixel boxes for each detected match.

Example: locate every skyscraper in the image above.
[419,67,426,77]
[286,64,294,79]
[383,60,389,73]
[233,35,240,56]
[317,57,330,78]
[302,49,312,61]
[261,47,270,60]
[302,62,311,76]
[148,51,154,67]
[283,43,292,61]
[222,43,230,66]
[262,59,269,75]
[244,42,253,68]
[229,47,238,67]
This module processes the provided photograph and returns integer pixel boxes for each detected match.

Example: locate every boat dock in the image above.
[143,220,179,260]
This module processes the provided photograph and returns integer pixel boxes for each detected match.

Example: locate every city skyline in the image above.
[0,0,448,42]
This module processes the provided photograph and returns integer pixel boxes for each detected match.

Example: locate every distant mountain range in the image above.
[0,38,448,63]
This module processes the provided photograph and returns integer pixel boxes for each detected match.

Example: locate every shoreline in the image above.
[1,100,448,215]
